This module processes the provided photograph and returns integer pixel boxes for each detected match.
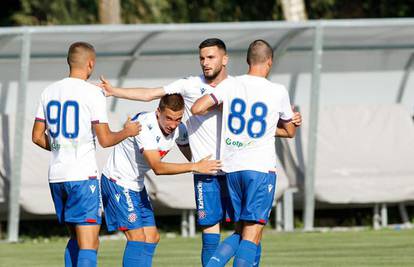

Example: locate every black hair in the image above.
[198,38,227,53]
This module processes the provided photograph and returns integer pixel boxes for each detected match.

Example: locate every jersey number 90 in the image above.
[228,98,267,138]
[46,100,79,139]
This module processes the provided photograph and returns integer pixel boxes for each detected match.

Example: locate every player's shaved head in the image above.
[159,94,185,112]
[199,38,227,53]
[247,39,273,65]
[67,42,96,69]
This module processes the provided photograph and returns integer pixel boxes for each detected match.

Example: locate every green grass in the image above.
[1,229,414,266]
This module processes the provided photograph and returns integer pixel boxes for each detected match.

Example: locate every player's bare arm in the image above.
[276,119,297,138]
[100,75,165,101]
[94,117,141,148]
[143,150,221,175]
[191,94,217,115]
[31,120,51,151]
[275,111,301,137]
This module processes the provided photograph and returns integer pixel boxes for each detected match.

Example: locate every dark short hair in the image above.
[159,94,185,112]
[67,42,95,66]
[199,38,227,53]
[247,39,273,65]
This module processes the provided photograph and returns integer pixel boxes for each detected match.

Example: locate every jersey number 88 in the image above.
[228,98,267,138]
[46,100,79,139]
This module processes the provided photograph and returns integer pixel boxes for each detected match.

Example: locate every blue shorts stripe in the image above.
[193,174,232,226]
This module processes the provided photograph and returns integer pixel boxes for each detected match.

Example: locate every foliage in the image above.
[2,1,414,25]
[306,0,414,19]
[11,0,98,26]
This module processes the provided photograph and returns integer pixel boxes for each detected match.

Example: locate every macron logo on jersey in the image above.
[156,136,161,143]
[147,124,153,130]
[115,194,121,202]
[90,185,96,194]
[200,87,206,94]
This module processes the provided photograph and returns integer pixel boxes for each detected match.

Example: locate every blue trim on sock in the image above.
[207,233,241,267]
[65,239,79,267]
[233,240,258,267]
[202,233,221,267]
[77,249,97,267]
[123,241,145,267]
[142,242,158,267]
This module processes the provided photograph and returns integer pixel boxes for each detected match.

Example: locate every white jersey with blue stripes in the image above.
[35,77,108,183]
[102,111,188,192]
[163,75,230,162]
[211,75,293,173]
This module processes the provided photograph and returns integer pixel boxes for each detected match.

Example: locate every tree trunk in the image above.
[281,0,308,21]
[99,0,121,24]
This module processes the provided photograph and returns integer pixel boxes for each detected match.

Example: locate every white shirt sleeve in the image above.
[175,123,189,146]
[35,99,45,122]
[210,77,233,105]
[135,126,158,152]
[163,78,188,95]
[90,89,109,124]
[279,87,294,121]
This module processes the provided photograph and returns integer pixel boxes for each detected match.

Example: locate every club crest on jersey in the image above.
[147,124,153,130]
[128,213,137,223]
[89,185,96,193]
[115,194,121,202]
[156,136,161,143]
[200,87,206,94]
[268,184,273,193]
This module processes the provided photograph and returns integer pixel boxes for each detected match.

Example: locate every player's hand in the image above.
[99,75,115,97]
[291,106,302,127]
[123,116,141,137]
[193,155,222,175]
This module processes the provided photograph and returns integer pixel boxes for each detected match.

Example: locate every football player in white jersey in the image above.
[31,42,140,267]
[100,38,301,266]
[191,40,297,267]
[101,93,221,267]
[100,38,232,266]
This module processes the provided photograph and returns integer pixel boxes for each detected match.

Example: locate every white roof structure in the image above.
[1,18,414,241]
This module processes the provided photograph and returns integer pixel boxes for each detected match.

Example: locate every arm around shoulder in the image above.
[94,117,141,148]
[100,75,165,101]
[191,94,217,115]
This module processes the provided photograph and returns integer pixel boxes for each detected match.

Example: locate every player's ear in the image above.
[222,53,229,66]
[89,59,95,71]
[156,107,161,117]
[267,58,273,69]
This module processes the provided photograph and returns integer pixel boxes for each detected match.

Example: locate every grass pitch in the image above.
[1,229,414,267]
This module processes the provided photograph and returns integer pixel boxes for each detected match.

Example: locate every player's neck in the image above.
[204,69,228,87]
[69,69,89,80]
[247,65,269,78]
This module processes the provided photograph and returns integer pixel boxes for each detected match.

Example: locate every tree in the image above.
[99,0,121,24]
[12,0,98,25]
[281,0,308,21]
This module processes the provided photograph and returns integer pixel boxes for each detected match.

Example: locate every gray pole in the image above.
[7,31,31,242]
[303,24,323,231]
[396,53,414,103]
